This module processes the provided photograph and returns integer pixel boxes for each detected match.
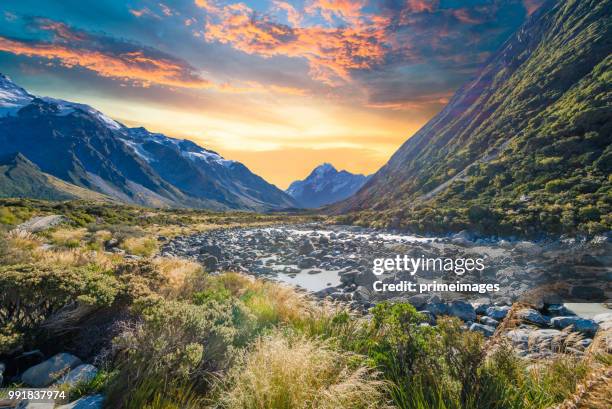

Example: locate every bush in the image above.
[0,264,120,353]
[106,299,244,409]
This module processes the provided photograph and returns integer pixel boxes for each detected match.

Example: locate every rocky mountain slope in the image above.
[0,152,111,201]
[0,74,297,211]
[333,0,611,237]
[286,163,369,208]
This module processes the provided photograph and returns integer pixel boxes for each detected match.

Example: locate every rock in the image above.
[479,316,499,327]
[352,286,371,303]
[21,353,81,387]
[425,302,450,317]
[546,304,576,317]
[473,300,491,315]
[16,401,54,409]
[550,317,599,336]
[354,271,377,287]
[516,308,549,326]
[56,394,104,409]
[297,239,315,255]
[339,271,358,285]
[470,323,495,337]
[407,294,429,309]
[486,306,511,320]
[449,300,476,322]
[200,255,218,271]
[297,257,317,269]
[55,364,98,387]
[199,244,222,259]
[16,215,65,232]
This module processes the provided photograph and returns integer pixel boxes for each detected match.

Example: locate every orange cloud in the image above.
[201,1,389,86]
[129,8,160,19]
[305,0,364,24]
[273,1,302,26]
[0,36,211,89]
[405,0,439,13]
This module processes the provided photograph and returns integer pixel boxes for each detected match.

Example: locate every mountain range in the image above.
[0,74,297,211]
[286,163,369,208]
[333,0,611,237]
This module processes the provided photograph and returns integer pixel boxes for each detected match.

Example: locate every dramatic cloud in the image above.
[0,18,210,88]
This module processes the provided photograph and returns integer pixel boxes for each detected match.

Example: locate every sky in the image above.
[0,0,542,188]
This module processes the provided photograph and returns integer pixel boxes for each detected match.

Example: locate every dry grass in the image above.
[120,236,159,257]
[153,257,203,298]
[218,333,390,409]
[49,227,87,248]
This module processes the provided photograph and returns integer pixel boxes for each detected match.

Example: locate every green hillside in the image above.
[0,152,112,202]
[335,0,611,237]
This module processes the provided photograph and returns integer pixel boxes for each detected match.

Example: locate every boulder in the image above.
[352,286,371,303]
[470,323,495,337]
[57,394,104,409]
[516,308,549,326]
[55,364,98,388]
[550,317,599,336]
[17,215,65,232]
[546,304,576,317]
[200,255,218,271]
[339,271,358,285]
[297,257,317,269]
[21,353,81,387]
[448,300,476,322]
[354,271,377,288]
[479,316,499,327]
[486,306,511,320]
[407,294,429,310]
[297,239,315,255]
[425,302,450,317]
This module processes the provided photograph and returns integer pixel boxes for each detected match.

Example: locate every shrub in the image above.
[106,299,243,409]
[0,264,120,352]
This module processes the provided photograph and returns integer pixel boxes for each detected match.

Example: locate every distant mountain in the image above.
[333,0,611,237]
[286,163,369,208]
[0,152,111,201]
[0,74,297,211]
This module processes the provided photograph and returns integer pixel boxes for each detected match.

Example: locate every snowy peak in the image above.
[0,74,34,116]
[287,164,370,208]
[0,73,122,130]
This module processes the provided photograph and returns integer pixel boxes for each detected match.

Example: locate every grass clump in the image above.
[217,333,390,409]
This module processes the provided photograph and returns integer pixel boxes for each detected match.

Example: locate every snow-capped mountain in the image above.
[0,73,297,210]
[286,163,370,208]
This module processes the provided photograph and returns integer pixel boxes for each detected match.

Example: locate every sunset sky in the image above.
[0,0,541,188]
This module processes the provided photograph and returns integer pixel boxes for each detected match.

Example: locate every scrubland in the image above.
[0,200,609,409]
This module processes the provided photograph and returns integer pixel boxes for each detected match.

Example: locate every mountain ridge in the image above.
[332,0,611,237]
[0,74,297,211]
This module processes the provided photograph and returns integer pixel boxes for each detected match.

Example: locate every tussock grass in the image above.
[120,236,159,257]
[217,333,390,409]
[153,257,203,297]
[49,227,87,248]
